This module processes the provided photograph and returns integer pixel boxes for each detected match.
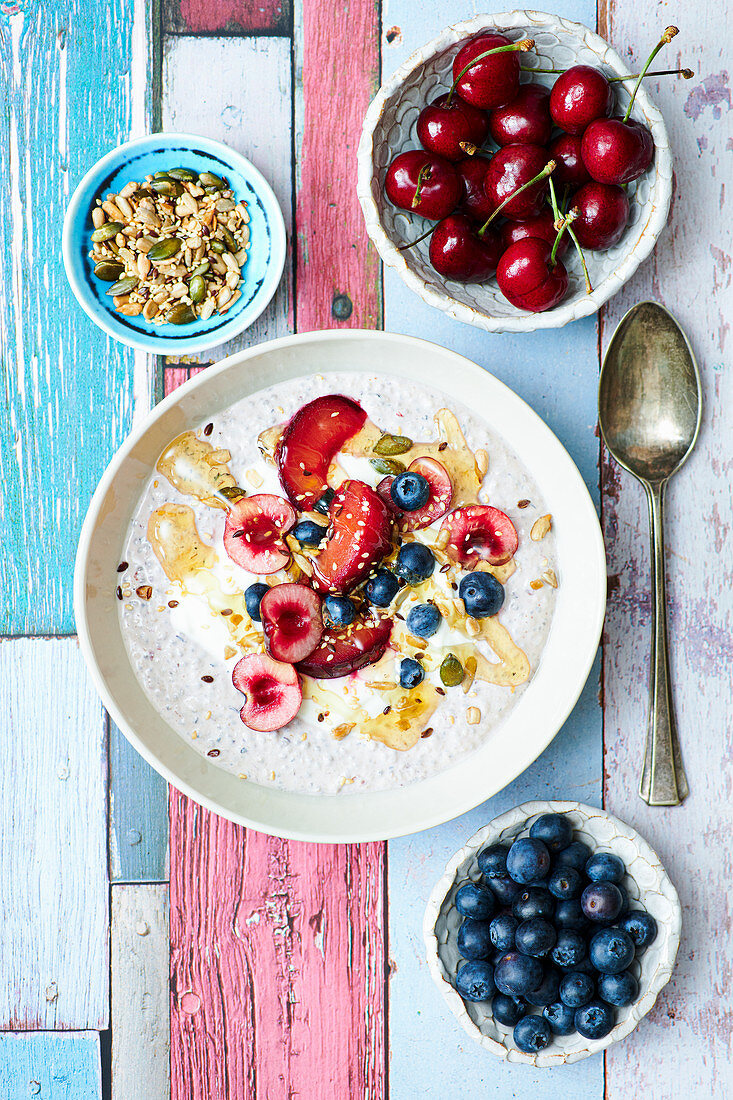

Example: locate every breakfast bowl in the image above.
[424,800,681,1064]
[62,132,286,354]
[357,10,672,333]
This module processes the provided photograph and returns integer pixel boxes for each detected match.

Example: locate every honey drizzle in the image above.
[156,431,237,509]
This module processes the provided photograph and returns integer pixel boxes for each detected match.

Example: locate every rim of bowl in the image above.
[61,131,287,354]
[356,10,673,333]
[423,799,682,1065]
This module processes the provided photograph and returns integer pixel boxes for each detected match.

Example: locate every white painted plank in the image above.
[0,1032,101,1100]
[112,883,170,1100]
[0,638,108,1029]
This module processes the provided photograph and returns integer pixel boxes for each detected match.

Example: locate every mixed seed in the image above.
[88,168,251,325]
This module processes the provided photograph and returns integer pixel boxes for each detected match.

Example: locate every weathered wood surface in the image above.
[109,720,169,882]
[112,884,171,1100]
[163,0,290,36]
[0,638,108,1030]
[0,1032,101,1100]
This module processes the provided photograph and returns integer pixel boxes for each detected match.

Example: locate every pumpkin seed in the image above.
[198,171,225,188]
[154,170,173,179]
[151,178,184,197]
[374,433,413,456]
[220,485,247,502]
[189,274,206,303]
[106,275,139,296]
[166,302,196,325]
[221,226,238,252]
[167,167,197,181]
[191,261,210,277]
[148,237,182,262]
[91,221,125,243]
[370,457,406,476]
[209,240,226,254]
[440,653,464,687]
[93,261,124,281]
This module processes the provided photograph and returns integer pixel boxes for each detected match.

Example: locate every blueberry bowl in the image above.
[62,132,286,355]
[423,800,681,1065]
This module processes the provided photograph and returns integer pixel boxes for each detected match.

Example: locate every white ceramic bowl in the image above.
[357,11,672,333]
[74,331,606,842]
[424,800,681,1065]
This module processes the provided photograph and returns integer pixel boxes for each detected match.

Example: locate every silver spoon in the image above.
[599,301,701,806]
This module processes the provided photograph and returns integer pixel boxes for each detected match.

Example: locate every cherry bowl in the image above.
[357,11,672,333]
[423,800,681,1065]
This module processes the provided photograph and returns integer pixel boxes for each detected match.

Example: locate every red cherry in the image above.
[488,83,552,146]
[484,144,551,220]
[580,117,654,185]
[440,505,518,566]
[232,653,302,732]
[384,150,462,220]
[497,238,569,313]
[570,182,630,249]
[260,583,323,664]
[452,34,523,110]
[456,156,495,224]
[501,209,569,257]
[416,93,489,162]
[548,132,591,188]
[223,494,296,574]
[549,65,614,134]
[429,212,502,282]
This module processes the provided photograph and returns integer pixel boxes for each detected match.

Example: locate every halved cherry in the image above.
[376,476,402,516]
[232,653,302,731]
[260,582,323,663]
[311,480,393,594]
[276,395,367,509]
[296,613,393,679]
[223,494,296,575]
[440,504,518,566]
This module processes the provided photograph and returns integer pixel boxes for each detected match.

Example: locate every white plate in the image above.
[74,331,606,842]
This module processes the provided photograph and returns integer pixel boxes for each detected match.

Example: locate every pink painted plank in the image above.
[163,0,289,35]
[294,0,382,330]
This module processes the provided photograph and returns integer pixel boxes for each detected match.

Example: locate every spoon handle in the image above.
[639,480,689,805]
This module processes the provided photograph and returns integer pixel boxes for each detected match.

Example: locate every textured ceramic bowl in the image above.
[357,11,672,333]
[424,800,681,1065]
[62,132,286,354]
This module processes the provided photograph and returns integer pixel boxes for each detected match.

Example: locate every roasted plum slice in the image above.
[232,653,302,731]
[440,504,518,566]
[311,479,393,594]
[260,583,323,663]
[296,613,393,679]
[275,395,367,509]
[223,494,296,574]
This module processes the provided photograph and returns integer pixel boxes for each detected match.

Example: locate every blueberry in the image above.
[585,851,625,884]
[313,487,335,515]
[555,840,593,872]
[489,913,518,953]
[543,1001,576,1035]
[292,519,328,546]
[513,886,555,922]
[455,882,495,921]
[457,917,493,960]
[581,881,624,924]
[458,571,505,619]
[486,874,522,907]
[322,595,356,628]
[507,838,551,884]
[477,843,508,878]
[547,866,583,901]
[615,883,630,918]
[524,966,561,1007]
[574,1000,616,1040]
[559,971,595,1008]
[391,471,430,511]
[244,582,269,622]
[619,910,658,951]
[399,657,424,689]
[513,1013,552,1054]
[365,569,399,607]
[494,952,544,997]
[455,960,495,1002]
[394,542,435,584]
[597,970,639,1007]
[551,930,587,970]
[554,899,587,931]
[589,928,635,974]
[515,918,557,958]
[529,813,573,853]
[492,993,526,1027]
[406,602,442,638]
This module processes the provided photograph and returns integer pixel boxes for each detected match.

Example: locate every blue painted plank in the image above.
[0,1032,101,1100]
[109,720,169,882]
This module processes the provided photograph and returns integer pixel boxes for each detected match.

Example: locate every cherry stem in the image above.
[448,38,535,106]
[623,25,679,121]
[411,163,434,210]
[397,223,436,251]
[547,177,567,266]
[478,160,556,236]
[567,223,593,294]
[609,67,694,82]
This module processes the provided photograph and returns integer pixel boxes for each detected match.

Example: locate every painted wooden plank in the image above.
[598,4,733,1096]
[109,720,169,883]
[0,637,108,1029]
[112,883,171,1100]
[293,0,382,330]
[161,34,293,363]
[0,0,144,635]
[163,0,290,36]
[0,1032,101,1100]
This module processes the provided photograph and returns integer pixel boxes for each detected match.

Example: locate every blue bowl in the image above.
[62,132,286,355]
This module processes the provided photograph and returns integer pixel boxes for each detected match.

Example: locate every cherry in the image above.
[452,34,533,110]
[456,155,494,224]
[548,132,591,188]
[416,93,489,162]
[384,150,462,220]
[429,212,502,282]
[549,65,614,134]
[484,145,552,220]
[488,83,552,146]
[570,181,630,249]
[497,237,568,312]
[501,209,569,257]
[581,116,654,185]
